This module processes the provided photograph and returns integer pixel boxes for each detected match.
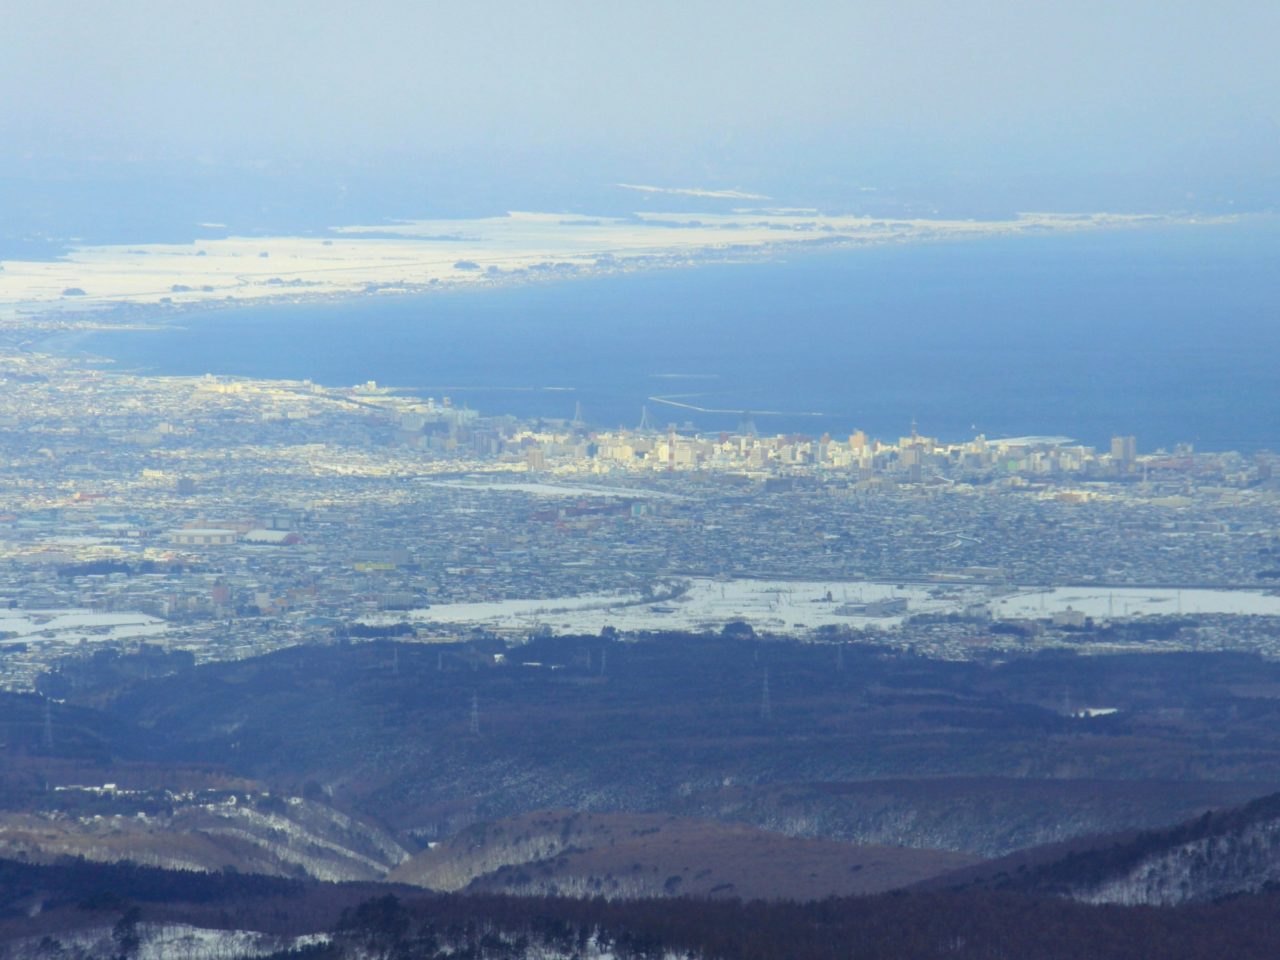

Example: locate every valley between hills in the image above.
[8,632,1280,920]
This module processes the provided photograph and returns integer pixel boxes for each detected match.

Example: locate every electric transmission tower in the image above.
[43,700,54,752]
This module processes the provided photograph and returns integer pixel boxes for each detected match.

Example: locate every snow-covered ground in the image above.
[0,209,1180,318]
[2,925,328,960]
[379,578,1280,635]
[990,587,1280,620]
[0,609,169,646]
[387,579,963,633]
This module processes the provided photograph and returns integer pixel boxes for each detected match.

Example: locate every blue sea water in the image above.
[76,220,1280,452]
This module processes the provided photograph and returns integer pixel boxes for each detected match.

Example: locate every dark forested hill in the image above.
[62,637,1280,855]
[8,636,1280,954]
[933,790,1280,905]
[387,809,979,899]
[10,856,1280,960]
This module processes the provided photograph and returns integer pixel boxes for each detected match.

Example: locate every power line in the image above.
[43,700,54,752]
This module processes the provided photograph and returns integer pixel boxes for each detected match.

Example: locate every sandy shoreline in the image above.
[0,208,1208,332]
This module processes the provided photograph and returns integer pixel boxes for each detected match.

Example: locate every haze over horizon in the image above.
[8,6,1280,957]
[2,0,1277,250]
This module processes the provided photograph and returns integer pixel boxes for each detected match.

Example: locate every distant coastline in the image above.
[44,218,1280,452]
[0,208,1216,329]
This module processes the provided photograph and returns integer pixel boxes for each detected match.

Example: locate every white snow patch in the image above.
[0,608,169,646]
[990,587,1280,620]
[370,578,1280,636]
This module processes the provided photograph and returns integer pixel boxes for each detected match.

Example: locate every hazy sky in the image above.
[2,1,1277,222]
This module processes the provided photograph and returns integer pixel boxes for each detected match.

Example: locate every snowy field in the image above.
[990,587,1280,620]
[384,578,1280,636]
[0,609,169,646]
[3,925,329,960]
[0,209,1172,317]
[392,579,971,634]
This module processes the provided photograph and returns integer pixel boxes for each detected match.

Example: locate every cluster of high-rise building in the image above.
[583,422,1153,479]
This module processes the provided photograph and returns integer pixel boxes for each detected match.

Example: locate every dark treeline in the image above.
[337,622,417,639]
[35,645,196,700]
[0,856,306,908]
[28,632,1280,840]
[12,855,1280,957]
[11,857,1280,960]
[997,791,1280,895]
[309,889,1280,960]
